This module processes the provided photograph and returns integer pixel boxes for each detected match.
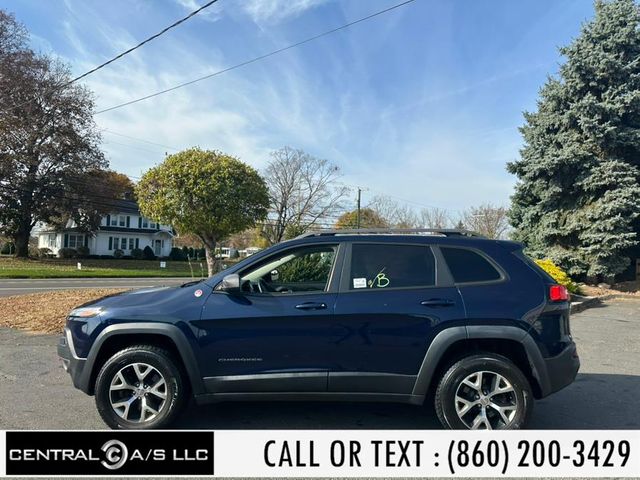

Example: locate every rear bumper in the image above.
[57,329,91,394]
[541,341,580,396]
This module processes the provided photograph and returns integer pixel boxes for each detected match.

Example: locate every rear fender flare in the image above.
[411,326,551,397]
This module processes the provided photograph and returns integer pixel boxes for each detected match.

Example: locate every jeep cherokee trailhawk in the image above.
[58,229,579,429]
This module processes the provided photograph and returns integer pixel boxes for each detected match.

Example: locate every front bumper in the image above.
[543,341,580,395]
[57,328,91,394]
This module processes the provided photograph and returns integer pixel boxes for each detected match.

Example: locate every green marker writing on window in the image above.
[368,267,390,288]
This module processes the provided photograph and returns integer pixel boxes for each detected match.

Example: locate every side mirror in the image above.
[219,273,241,293]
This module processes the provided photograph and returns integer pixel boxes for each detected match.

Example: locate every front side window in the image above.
[239,245,337,295]
[349,243,435,290]
[440,247,502,283]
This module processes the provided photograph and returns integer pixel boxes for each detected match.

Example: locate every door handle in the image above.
[295,302,327,310]
[420,299,455,307]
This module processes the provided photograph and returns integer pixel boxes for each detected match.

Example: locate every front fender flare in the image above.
[78,322,204,396]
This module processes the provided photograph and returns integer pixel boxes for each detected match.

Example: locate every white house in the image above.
[238,247,262,257]
[37,199,174,257]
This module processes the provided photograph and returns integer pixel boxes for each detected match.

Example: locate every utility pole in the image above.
[356,187,362,229]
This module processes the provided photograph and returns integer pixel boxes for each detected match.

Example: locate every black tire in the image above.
[434,353,533,430]
[95,345,186,429]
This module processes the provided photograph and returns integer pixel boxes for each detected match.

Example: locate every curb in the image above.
[570,293,639,314]
[570,296,601,314]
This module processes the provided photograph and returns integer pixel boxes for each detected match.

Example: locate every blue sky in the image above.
[2,0,595,215]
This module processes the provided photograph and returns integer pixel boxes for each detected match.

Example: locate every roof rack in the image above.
[295,228,485,239]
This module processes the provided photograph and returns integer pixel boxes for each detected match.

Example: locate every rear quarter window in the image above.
[440,247,502,283]
[513,250,556,283]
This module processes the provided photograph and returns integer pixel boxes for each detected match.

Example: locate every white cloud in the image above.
[172,0,330,26]
[58,17,335,178]
[173,0,224,22]
[54,0,521,212]
[241,0,329,24]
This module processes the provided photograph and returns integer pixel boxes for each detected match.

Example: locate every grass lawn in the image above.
[0,256,210,278]
[0,289,125,333]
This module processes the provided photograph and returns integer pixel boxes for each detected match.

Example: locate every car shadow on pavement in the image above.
[530,373,640,429]
[172,373,639,430]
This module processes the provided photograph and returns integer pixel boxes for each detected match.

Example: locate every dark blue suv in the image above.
[58,229,579,430]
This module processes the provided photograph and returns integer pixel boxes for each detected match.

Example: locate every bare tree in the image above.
[366,195,398,225]
[461,203,510,239]
[367,195,419,228]
[262,147,349,244]
[0,10,27,57]
[0,10,105,256]
[418,207,450,229]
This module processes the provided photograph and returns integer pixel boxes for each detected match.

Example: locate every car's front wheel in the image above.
[94,345,186,429]
[434,353,533,430]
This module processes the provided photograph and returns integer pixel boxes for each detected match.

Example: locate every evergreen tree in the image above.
[508,0,640,279]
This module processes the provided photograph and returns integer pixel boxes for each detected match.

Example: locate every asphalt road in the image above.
[0,277,189,297]
[0,298,638,430]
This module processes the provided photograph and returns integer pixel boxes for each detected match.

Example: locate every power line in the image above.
[0,0,221,115]
[102,129,181,152]
[0,184,343,230]
[337,181,459,214]
[67,0,221,86]
[103,139,169,155]
[95,0,417,115]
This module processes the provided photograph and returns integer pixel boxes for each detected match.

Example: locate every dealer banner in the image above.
[1,430,638,477]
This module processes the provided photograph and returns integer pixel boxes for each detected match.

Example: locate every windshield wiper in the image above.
[180,279,204,288]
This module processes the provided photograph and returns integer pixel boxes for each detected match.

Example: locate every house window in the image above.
[68,234,84,249]
[121,238,127,250]
[129,238,135,250]
[110,216,117,226]
[119,215,126,227]
[47,234,56,248]
[113,237,119,250]
[150,221,157,229]
[142,218,148,228]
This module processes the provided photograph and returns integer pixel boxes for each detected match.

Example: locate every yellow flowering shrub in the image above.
[534,259,580,294]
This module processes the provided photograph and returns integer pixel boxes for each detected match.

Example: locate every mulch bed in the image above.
[0,289,125,334]
[580,280,639,298]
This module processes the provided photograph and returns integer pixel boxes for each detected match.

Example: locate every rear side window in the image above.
[350,244,435,290]
[441,247,502,283]
[513,250,556,283]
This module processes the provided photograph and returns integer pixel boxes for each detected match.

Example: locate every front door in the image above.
[195,242,343,393]
[330,242,465,394]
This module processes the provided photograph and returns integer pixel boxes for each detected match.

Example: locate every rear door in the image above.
[329,241,465,394]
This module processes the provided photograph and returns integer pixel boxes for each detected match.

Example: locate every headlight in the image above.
[68,307,104,318]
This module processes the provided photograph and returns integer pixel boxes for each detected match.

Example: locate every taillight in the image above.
[549,284,569,302]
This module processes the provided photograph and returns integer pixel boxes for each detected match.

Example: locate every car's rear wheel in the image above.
[434,353,533,430]
[95,345,186,429]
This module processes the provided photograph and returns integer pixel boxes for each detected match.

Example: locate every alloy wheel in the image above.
[109,362,167,423]
[454,370,518,429]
